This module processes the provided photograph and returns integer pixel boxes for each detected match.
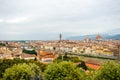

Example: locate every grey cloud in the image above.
[0,0,120,40]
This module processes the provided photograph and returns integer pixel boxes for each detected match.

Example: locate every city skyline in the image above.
[0,0,120,40]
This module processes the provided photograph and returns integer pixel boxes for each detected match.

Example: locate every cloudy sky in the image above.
[0,0,120,40]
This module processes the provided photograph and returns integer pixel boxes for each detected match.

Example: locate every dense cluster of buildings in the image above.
[0,34,120,63]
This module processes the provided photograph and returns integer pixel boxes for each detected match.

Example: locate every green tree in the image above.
[22,48,37,55]
[0,43,6,46]
[94,61,120,80]
[78,61,88,70]
[70,57,82,63]
[0,59,26,77]
[44,61,86,80]
[63,53,68,58]
[0,59,46,78]
[3,63,41,80]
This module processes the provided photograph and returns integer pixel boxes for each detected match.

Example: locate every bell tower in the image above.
[59,33,62,42]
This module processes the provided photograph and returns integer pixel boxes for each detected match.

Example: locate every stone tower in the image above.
[59,33,62,41]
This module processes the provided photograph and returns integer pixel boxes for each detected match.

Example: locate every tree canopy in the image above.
[94,61,120,80]
[0,59,46,78]
[44,61,86,80]
[0,43,6,46]
[22,48,37,55]
[3,63,41,80]
[54,54,82,63]
[77,61,88,70]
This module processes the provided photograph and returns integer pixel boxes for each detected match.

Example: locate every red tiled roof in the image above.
[39,51,51,56]
[86,63,100,70]
[38,51,58,59]
[42,54,56,58]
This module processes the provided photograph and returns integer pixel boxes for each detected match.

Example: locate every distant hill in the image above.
[67,34,120,40]
[109,28,120,35]
[110,34,120,39]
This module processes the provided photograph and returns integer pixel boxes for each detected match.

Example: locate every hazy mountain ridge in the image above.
[67,34,120,40]
[67,28,120,40]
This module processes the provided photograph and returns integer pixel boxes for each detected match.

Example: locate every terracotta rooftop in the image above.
[86,63,100,70]
[38,51,58,59]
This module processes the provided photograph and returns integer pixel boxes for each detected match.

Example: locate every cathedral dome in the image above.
[96,34,102,40]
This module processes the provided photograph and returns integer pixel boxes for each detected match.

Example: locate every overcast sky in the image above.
[0,0,120,40]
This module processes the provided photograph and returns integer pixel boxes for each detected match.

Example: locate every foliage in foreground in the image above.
[0,58,120,80]
[94,61,120,80]
[44,61,86,80]
[0,59,46,78]
[54,54,88,70]
[3,63,41,80]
